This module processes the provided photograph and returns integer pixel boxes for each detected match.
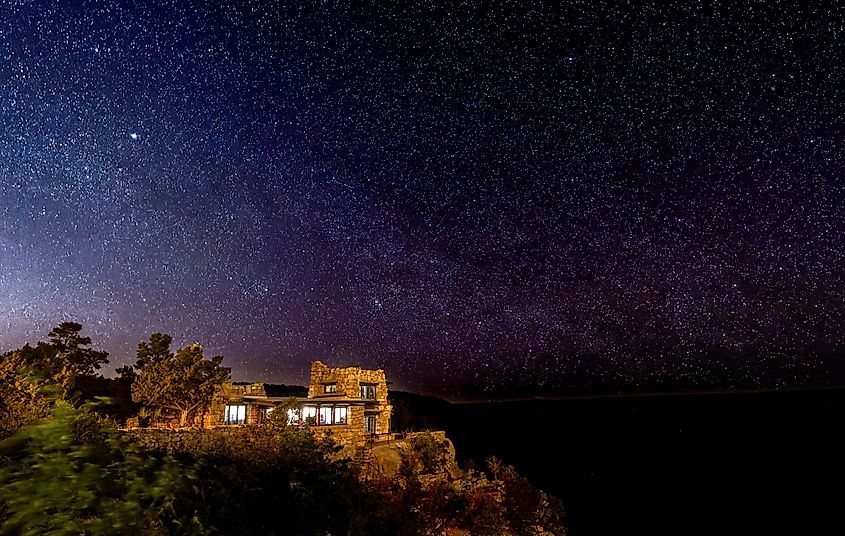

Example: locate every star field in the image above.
[1,1,843,399]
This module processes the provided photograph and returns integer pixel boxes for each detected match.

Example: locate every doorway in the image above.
[364,415,377,434]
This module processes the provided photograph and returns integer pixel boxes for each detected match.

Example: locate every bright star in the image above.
[129,132,139,140]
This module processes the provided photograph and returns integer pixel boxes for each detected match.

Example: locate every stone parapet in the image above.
[308,361,389,403]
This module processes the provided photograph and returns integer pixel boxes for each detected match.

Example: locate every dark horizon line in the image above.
[448,383,845,404]
[74,370,845,405]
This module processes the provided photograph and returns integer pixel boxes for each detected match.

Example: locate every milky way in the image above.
[0,1,843,399]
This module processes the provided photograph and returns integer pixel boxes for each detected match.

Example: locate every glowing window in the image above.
[324,383,337,393]
[303,405,317,425]
[334,406,348,424]
[224,404,246,425]
[319,406,333,425]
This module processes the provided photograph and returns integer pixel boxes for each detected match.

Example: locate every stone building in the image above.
[213,361,393,448]
[204,381,276,428]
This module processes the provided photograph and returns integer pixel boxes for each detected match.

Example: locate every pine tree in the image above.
[131,336,230,427]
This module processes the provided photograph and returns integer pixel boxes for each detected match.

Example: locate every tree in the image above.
[0,323,108,427]
[401,432,452,475]
[131,338,230,427]
[39,322,109,396]
[0,348,51,438]
[114,364,136,383]
[135,332,173,368]
[485,454,504,481]
[262,397,300,429]
[121,332,174,403]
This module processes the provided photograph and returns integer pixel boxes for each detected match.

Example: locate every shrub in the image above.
[0,402,192,535]
[401,432,451,476]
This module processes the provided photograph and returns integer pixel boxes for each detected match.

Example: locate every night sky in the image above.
[1,1,843,400]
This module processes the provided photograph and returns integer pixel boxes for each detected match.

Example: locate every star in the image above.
[0,1,841,400]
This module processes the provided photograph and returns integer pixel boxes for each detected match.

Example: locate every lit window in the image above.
[303,405,317,425]
[324,383,337,393]
[319,406,333,425]
[334,406,348,424]
[224,404,246,425]
[360,384,376,400]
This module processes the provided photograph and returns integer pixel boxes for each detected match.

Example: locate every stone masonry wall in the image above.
[124,427,244,453]
[308,361,389,404]
[203,382,267,428]
[125,423,373,458]
[307,361,392,439]
[124,426,320,454]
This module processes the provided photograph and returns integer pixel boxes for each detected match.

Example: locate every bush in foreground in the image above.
[1,408,565,535]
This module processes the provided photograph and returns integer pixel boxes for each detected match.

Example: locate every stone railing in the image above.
[121,427,250,453]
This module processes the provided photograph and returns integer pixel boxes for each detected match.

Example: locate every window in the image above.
[299,405,348,426]
[319,406,333,425]
[224,404,247,425]
[324,383,337,393]
[360,384,376,400]
[334,406,348,424]
[303,405,317,425]
[258,407,273,423]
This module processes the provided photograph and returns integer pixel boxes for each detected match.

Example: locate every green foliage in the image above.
[401,432,451,476]
[135,333,174,369]
[0,349,51,439]
[0,402,191,535]
[0,402,565,536]
[128,425,360,536]
[42,322,110,396]
[0,321,108,439]
[115,365,136,382]
[131,338,230,427]
[0,327,565,535]
[0,323,109,404]
[261,397,299,429]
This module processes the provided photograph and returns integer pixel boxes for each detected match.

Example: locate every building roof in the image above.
[263,383,308,397]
